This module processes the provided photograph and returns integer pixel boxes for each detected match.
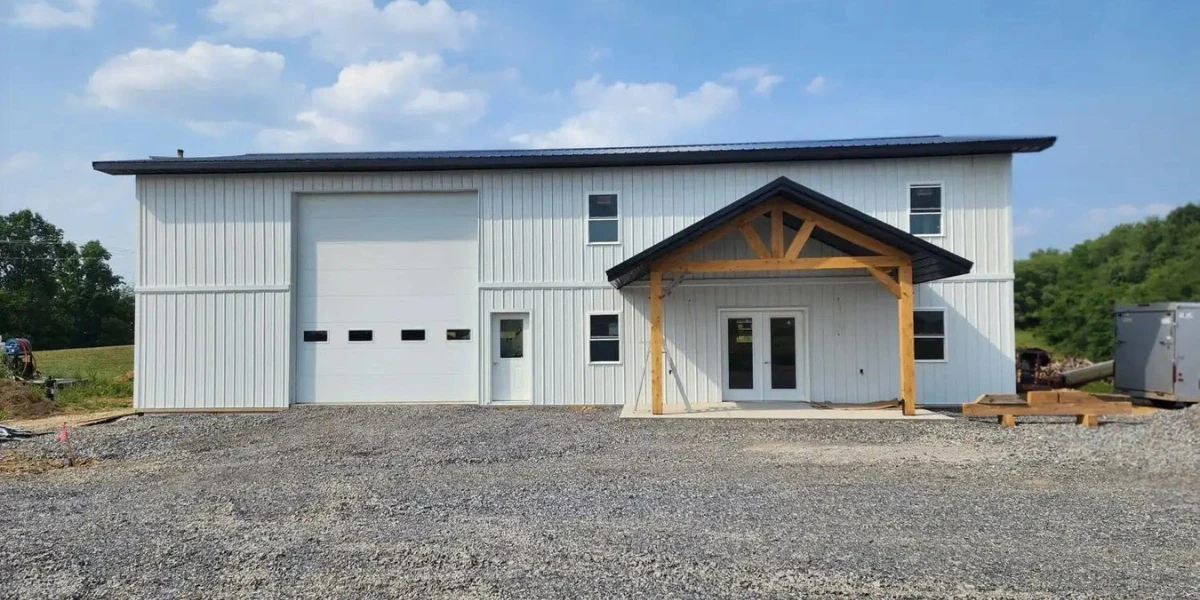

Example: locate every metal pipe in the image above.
[1060,360,1114,387]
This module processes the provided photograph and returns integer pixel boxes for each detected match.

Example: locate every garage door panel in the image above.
[298,297,476,325]
[302,374,473,403]
[295,192,478,404]
[296,268,475,298]
[300,194,477,220]
[298,241,476,270]
[298,345,474,375]
[299,217,477,244]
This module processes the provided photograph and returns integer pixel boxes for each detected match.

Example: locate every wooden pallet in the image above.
[963,391,1133,428]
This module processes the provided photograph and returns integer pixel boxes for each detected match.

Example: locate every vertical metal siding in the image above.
[914,279,1017,405]
[137,155,1013,409]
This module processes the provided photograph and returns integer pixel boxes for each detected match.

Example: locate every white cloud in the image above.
[511,76,739,149]
[1027,206,1053,218]
[0,152,137,281]
[8,0,98,29]
[1013,223,1035,238]
[1086,203,1176,225]
[84,41,304,125]
[805,75,829,95]
[722,65,783,97]
[0,151,43,177]
[206,0,479,62]
[258,54,488,151]
[586,46,612,63]
[149,22,175,41]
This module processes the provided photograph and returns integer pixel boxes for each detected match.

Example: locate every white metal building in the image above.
[94,135,1055,413]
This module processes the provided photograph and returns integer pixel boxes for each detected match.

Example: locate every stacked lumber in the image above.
[963,390,1133,428]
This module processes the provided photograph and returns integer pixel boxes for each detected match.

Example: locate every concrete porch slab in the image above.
[620,401,953,420]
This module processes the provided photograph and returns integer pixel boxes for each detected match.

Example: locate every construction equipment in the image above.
[2,337,38,380]
[1114,303,1199,406]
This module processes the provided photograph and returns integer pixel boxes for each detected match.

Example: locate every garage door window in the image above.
[588,313,620,364]
[348,330,373,342]
[913,309,946,361]
[303,330,328,343]
[587,193,619,244]
[401,329,426,341]
[446,329,471,341]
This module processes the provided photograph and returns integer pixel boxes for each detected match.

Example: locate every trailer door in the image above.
[1114,309,1175,396]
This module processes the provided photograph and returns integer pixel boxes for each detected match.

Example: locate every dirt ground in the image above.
[1,406,1197,599]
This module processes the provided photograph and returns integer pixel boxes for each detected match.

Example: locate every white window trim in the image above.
[586,191,621,245]
[907,182,945,239]
[586,310,622,365]
[913,307,948,363]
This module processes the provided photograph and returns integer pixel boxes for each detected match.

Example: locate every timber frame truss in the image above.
[646,197,917,417]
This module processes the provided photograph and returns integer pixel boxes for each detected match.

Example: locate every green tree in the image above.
[1016,203,1200,360]
[0,210,134,350]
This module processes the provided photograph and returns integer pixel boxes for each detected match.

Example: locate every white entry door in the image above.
[491,313,531,403]
[721,310,808,402]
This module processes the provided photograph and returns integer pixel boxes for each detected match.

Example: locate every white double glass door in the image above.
[721,310,808,402]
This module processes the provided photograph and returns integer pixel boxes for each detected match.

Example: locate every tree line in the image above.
[0,210,134,350]
[1015,203,1200,360]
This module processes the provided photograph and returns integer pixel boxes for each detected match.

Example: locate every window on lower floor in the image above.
[588,313,620,363]
[913,309,946,361]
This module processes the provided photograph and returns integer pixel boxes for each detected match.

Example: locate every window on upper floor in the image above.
[909,184,943,236]
[587,193,619,244]
[913,309,946,361]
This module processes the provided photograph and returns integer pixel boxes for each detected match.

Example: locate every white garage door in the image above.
[295,193,478,403]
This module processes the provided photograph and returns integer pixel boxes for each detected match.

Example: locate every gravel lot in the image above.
[2,405,1198,599]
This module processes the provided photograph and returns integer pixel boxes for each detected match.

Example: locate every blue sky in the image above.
[1,0,1197,282]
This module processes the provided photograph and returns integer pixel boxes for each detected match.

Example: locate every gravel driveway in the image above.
[2,406,1198,599]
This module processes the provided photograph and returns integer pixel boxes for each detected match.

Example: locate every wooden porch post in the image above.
[649,270,664,415]
[898,263,916,416]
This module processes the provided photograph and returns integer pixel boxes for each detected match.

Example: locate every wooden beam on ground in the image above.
[770,206,785,257]
[898,263,916,416]
[784,220,816,259]
[649,270,664,415]
[672,256,905,274]
[962,401,1132,417]
[865,266,901,298]
[780,204,908,258]
[739,224,771,259]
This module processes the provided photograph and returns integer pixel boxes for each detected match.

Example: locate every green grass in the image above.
[35,345,134,413]
[1015,329,1055,353]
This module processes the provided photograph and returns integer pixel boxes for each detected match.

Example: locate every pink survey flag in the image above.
[56,423,69,443]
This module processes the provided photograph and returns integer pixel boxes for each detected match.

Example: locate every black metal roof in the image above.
[605,176,974,288]
[93,135,1055,175]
